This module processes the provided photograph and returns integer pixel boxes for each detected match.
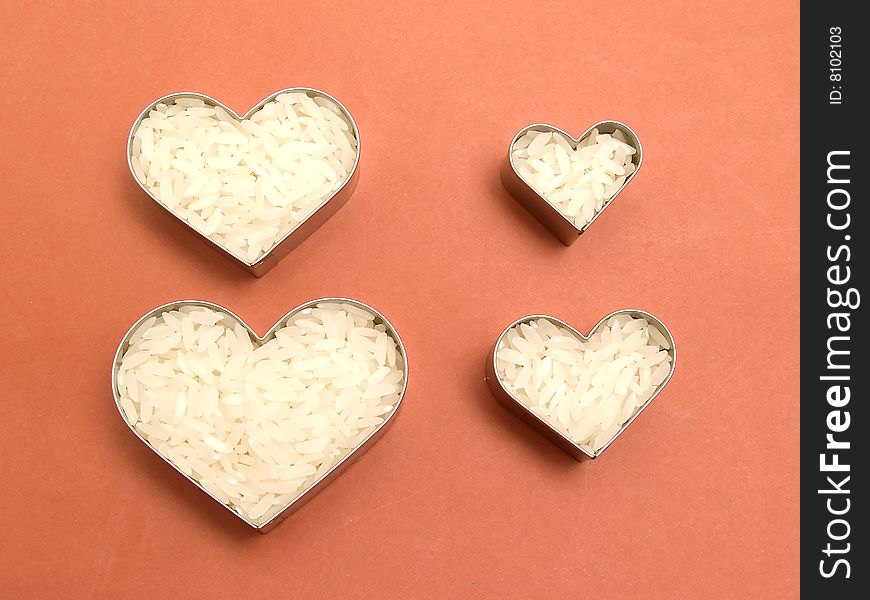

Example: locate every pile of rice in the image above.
[130,92,358,263]
[495,314,672,453]
[511,128,637,229]
[116,302,404,525]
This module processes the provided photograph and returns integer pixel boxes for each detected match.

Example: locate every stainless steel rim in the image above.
[126,88,361,268]
[507,120,643,235]
[111,297,409,530]
[490,309,675,458]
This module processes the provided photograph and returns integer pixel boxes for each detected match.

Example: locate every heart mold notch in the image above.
[127,88,361,277]
[501,121,643,246]
[485,309,675,460]
[112,298,408,532]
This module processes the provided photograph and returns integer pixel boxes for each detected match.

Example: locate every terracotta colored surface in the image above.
[0,1,799,598]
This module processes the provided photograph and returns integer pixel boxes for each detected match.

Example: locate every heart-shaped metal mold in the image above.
[127,88,361,277]
[111,298,408,532]
[484,309,674,460]
[501,121,642,245]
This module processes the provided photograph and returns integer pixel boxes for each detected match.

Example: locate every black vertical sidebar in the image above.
[801,3,866,597]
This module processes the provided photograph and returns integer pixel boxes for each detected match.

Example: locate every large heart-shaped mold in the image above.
[126,88,361,277]
[484,309,675,460]
[111,298,408,532]
[501,121,643,245]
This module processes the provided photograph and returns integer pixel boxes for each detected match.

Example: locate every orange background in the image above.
[0,1,799,598]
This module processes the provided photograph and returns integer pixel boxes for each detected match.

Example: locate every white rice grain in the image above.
[511,128,637,229]
[495,315,672,453]
[116,303,404,525]
[131,93,357,263]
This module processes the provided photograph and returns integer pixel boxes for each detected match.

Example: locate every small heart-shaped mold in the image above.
[112,298,408,532]
[501,121,642,245]
[485,309,674,460]
[127,88,361,277]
